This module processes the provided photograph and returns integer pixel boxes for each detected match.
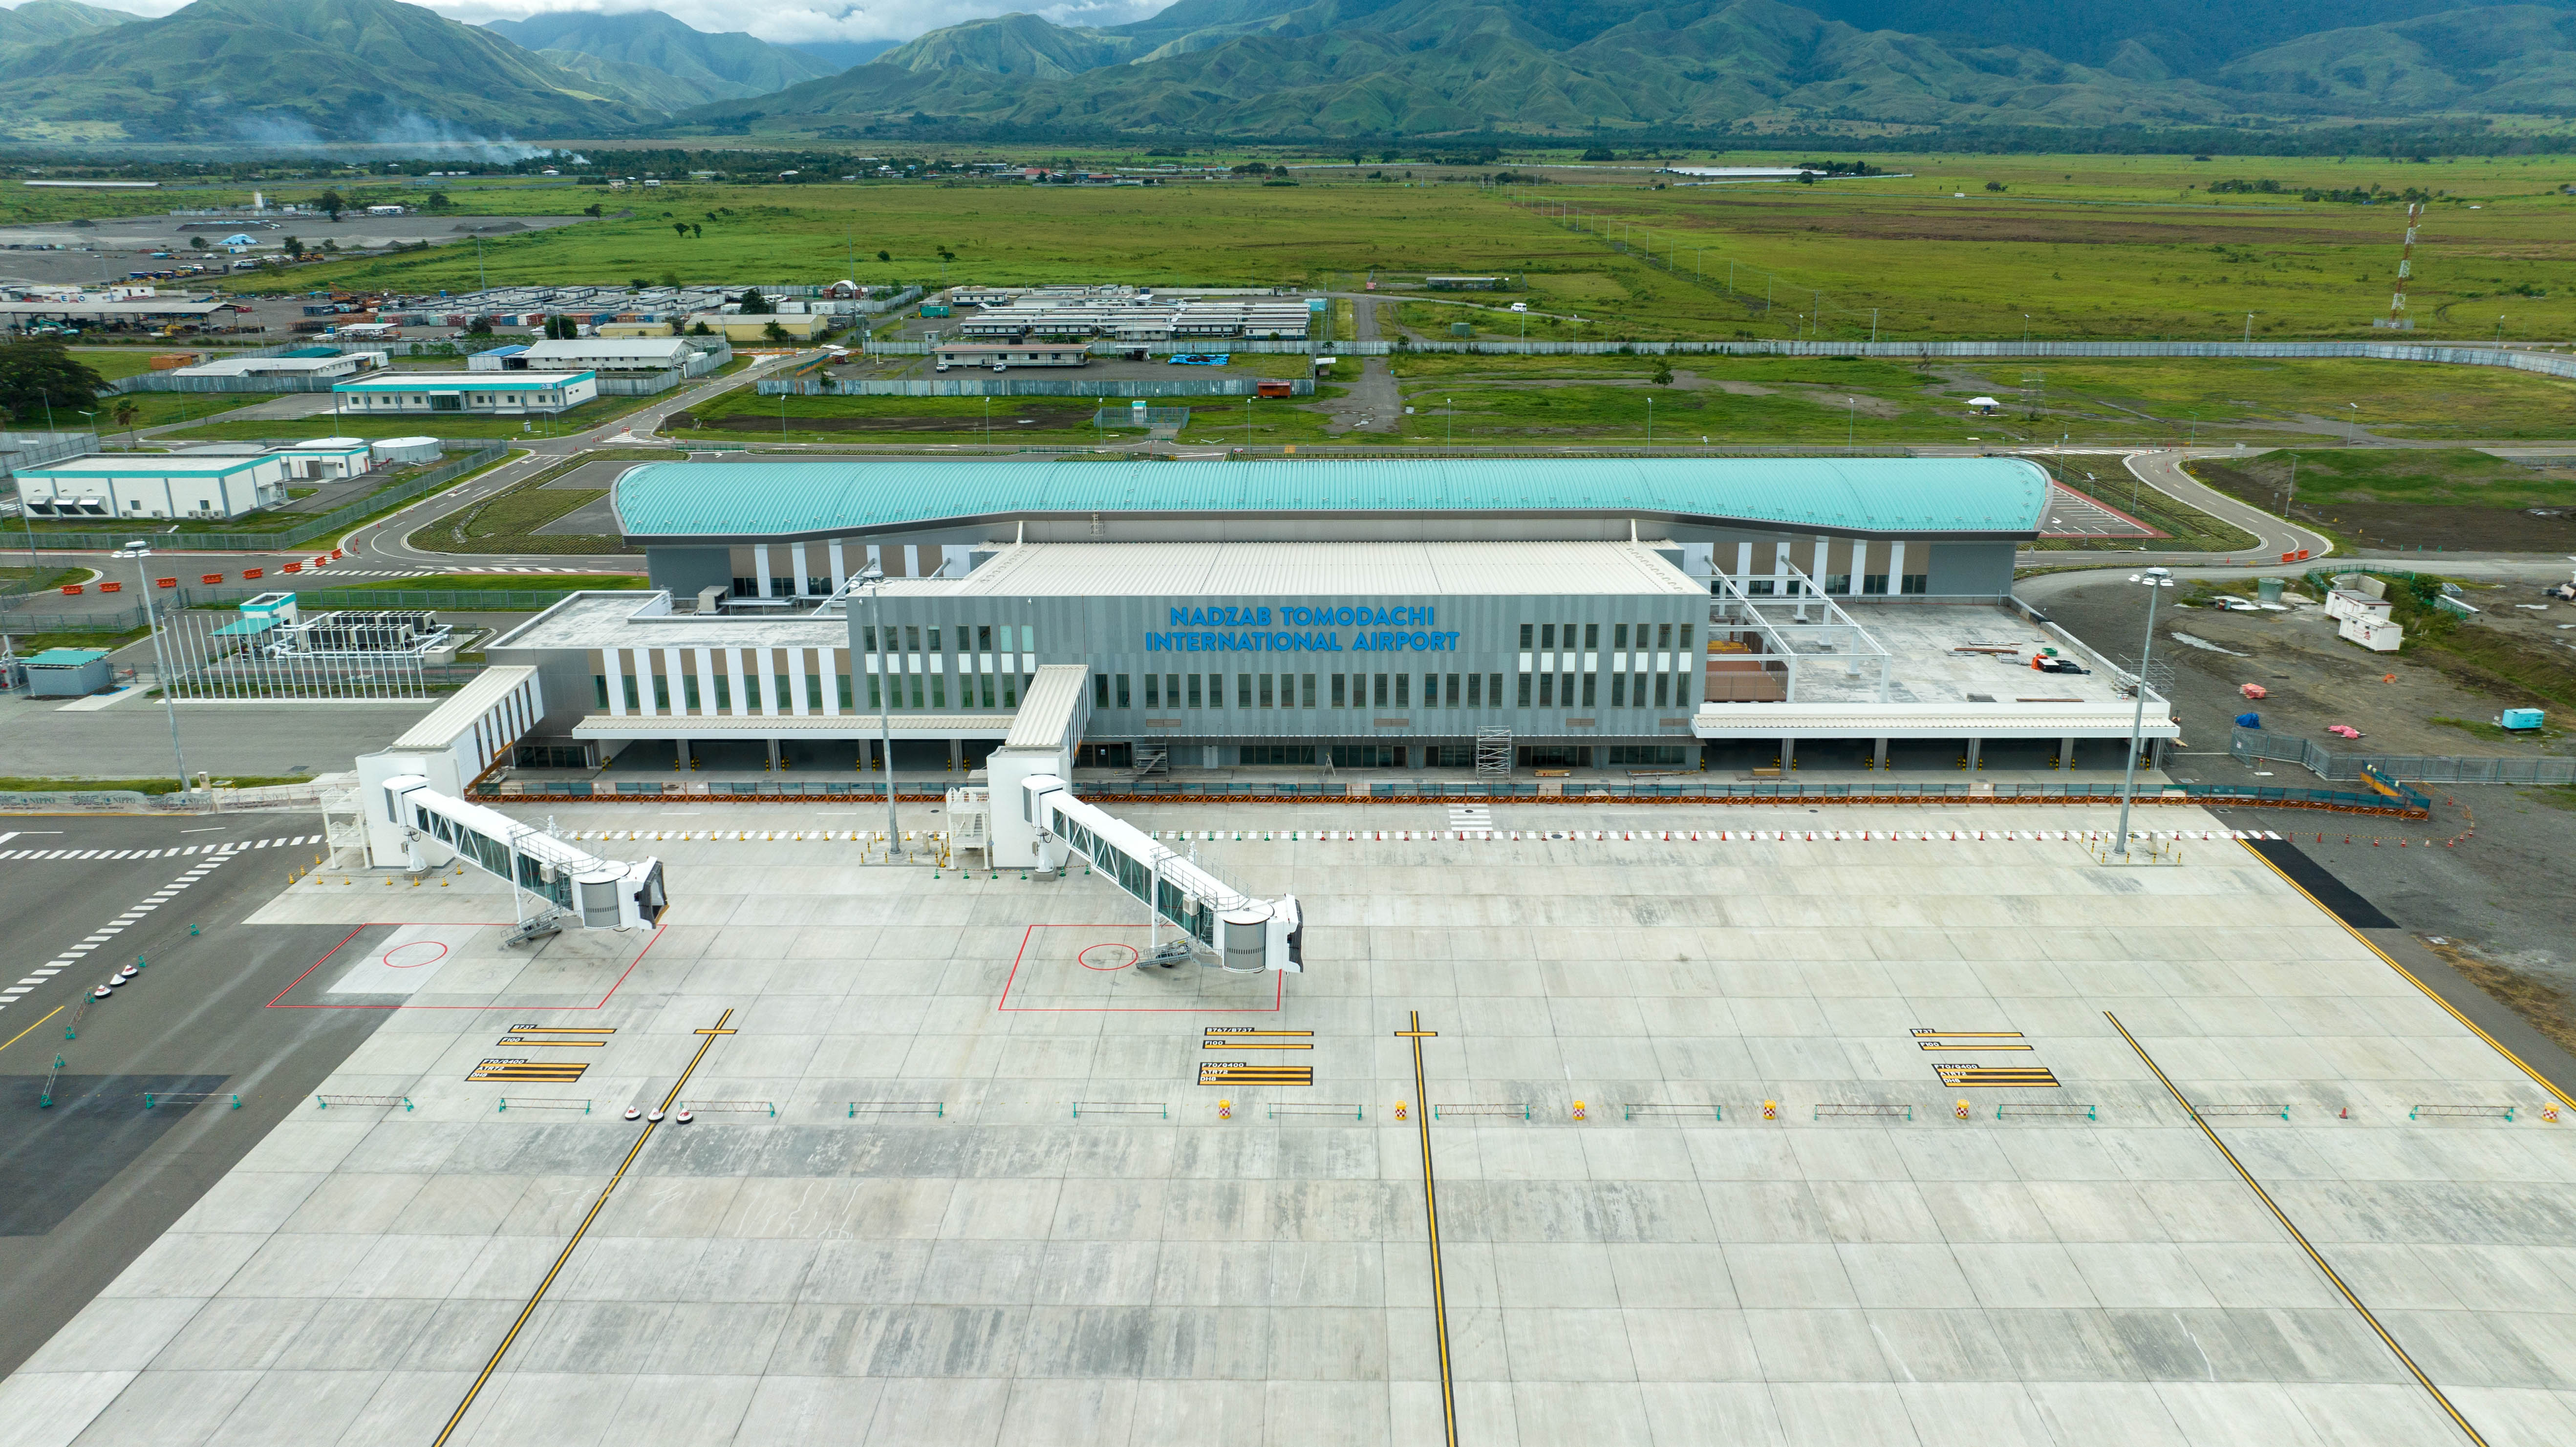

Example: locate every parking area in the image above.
[6,797,2573,1446]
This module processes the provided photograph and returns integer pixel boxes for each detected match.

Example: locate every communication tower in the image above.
[2377,202,2423,330]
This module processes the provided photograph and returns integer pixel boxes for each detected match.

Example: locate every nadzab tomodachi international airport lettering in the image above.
[1148,601,1460,653]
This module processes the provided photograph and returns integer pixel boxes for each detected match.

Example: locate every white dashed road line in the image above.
[0,833,319,862]
[0,843,263,1010]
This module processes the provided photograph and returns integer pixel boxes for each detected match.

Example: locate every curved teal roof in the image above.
[613,457,2050,541]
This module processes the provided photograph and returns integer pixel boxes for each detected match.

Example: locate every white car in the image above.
[1509,302,1528,313]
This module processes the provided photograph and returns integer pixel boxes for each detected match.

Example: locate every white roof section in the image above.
[486,592,847,653]
[1006,663,1091,750]
[520,338,692,362]
[22,453,271,476]
[174,354,376,377]
[887,541,1706,598]
[393,665,538,751]
[335,370,591,390]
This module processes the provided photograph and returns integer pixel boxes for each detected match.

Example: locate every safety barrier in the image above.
[2410,1103,2516,1121]
[1623,1103,1722,1120]
[678,1099,775,1116]
[2200,1103,2293,1119]
[1997,1103,2097,1121]
[2231,727,2570,787]
[847,1101,945,1117]
[315,1094,413,1109]
[1815,1103,1911,1121]
[1071,1101,1165,1118]
[495,1096,592,1113]
[143,1091,240,1109]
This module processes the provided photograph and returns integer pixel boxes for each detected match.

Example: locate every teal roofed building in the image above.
[477,453,2177,782]
[612,456,2052,547]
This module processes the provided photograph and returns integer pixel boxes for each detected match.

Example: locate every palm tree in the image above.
[113,398,138,447]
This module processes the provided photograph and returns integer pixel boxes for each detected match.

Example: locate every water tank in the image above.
[1220,903,1271,973]
[371,435,442,465]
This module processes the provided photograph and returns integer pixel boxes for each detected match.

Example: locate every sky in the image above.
[32,0,1172,45]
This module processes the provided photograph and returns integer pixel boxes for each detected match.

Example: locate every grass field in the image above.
[1372,352,2576,446]
[154,390,658,443]
[255,152,2576,344]
[0,566,87,594]
[0,773,312,795]
[408,448,660,555]
[2189,448,2576,551]
[671,384,1350,447]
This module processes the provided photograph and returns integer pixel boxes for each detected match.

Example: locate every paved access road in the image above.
[340,351,809,573]
[0,814,391,1377]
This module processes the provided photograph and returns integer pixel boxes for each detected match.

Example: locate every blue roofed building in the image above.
[482,457,2174,778]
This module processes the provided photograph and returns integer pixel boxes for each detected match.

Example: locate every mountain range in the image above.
[0,0,2568,145]
[689,0,2576,137]
[484,10,838,109]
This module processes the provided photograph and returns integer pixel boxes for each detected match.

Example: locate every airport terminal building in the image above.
[485,457,2177,776]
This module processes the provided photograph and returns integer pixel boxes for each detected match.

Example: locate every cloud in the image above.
[31,0,1174,44]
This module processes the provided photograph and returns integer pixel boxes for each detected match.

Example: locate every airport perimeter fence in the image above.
[0,430,101,467]
[755,377,1314,398]
[11,442,506,553]
[472,774,2426,816]
[108,371,340,394]
[2231,726,2574,786]
[861,337,2576,381]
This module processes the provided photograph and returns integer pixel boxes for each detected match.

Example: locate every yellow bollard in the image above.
[1217,1099,1232,1120]
[1760,1100,1778,1120]
[1571,1100,1587,1121]
[1954,1099,1972,1120]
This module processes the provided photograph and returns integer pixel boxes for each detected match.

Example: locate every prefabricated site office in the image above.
[483,456,2177,774]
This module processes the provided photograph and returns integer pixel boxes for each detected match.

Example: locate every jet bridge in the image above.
[371,773,666,935]
[347,662,664,938]
[1021,772,1302,973]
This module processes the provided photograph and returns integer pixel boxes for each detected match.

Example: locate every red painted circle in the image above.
[1077,943,1139,972]
[381,940,449,970]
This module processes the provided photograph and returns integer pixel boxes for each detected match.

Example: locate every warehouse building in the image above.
[331,370,596,415]
[170,352,385,382]
[478,458,2176,778]
[15,451,293,519]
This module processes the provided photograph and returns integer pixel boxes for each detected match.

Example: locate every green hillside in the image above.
[682,0,2576,137]
[485,11,837,102]
[0,0,132,51]
[0,0,646,142]
[875,13,1150,78]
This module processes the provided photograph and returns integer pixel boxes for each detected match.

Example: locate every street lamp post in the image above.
[2113,566,2175,858]
[2348,402,2360,446]
[857,565,899,853]
[2022,314,2031,343]
[110,541,192,799]
[1846,397,1855,454]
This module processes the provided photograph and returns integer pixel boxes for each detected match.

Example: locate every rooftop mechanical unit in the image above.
[271,609,451,656]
